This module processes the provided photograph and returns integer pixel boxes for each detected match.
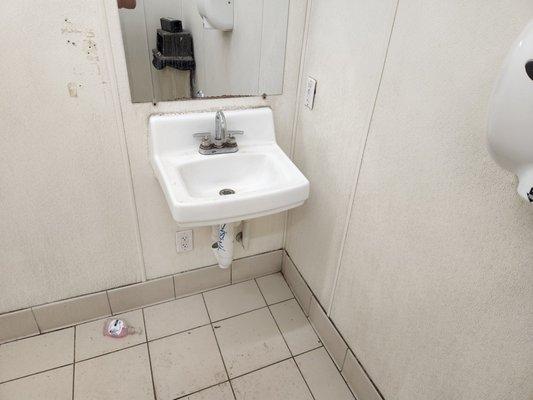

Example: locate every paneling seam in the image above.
[101,0,148,282]
[282,0,314,249]
[326,0,401,316]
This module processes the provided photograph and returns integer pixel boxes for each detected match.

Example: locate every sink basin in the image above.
[149,107,309,227]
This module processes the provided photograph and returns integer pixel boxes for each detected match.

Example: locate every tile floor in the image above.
[0,273,355,400]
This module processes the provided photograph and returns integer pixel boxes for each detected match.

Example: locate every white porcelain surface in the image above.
[488,20,533,201]
[150,108,309,227]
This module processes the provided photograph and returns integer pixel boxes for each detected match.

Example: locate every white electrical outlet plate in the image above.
[176,230,193,253]
[305,77,317,110]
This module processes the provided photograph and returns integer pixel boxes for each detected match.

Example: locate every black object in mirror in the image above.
[152,18,195,71]
[526,60,533,80]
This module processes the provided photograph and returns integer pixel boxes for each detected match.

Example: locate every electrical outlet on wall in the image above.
[305,77,317,110]
[176,230,193,253]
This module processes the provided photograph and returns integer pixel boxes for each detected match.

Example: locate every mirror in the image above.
[118,0,290,103]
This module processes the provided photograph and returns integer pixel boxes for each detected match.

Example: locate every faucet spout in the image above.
[193,110,244,155]
[214,110,227,146]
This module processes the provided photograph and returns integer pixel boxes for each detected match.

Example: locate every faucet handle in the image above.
[193,132,213,148]
[193,132,212,139]
[227,130,244,138]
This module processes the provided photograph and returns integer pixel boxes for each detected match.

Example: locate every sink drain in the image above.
[219,188,235,196]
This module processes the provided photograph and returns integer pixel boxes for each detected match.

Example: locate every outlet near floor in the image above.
[176,230,193,253]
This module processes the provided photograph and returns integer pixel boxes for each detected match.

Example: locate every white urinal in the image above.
[488,20,533,202]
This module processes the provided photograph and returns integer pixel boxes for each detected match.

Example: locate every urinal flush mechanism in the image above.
[488,20,533,202]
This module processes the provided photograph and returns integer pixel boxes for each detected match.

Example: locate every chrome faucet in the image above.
[214,110,227,147]
[194,110,244,155]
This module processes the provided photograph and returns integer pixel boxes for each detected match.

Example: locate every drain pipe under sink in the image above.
[212,223,235,268]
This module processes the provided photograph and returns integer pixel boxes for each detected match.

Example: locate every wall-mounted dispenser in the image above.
[197,0,234,31]
[488,20,533,202]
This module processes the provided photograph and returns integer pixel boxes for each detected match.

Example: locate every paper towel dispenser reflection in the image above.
[197,0,234,31]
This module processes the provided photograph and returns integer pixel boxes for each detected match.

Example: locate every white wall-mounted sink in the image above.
[149,107,309,227]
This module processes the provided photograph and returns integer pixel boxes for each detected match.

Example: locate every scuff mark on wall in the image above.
[61,18,83,34]
[61,18,102,76]
[67,82,78,97]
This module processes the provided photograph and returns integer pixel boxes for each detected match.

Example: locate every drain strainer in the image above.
[219,188,235,196]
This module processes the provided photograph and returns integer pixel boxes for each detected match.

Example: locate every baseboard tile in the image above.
[0,250,282,343]
[282,250,384,400]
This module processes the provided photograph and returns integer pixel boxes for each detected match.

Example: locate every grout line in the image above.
[0,274,285,347]
[105,291,113,315]
[254,278,292,354]
[288,274,380,399]
[208,296,293,324]
[291,358,316,400]
[227,347,321,383]
[147,322,212,344]
[276,271,355,396]
[71,326,76,400]
[171,274,177,299]
[141,309,158,400]
[326,0,401,317]
[201,293,237,399]
[30,308,41,335]
[255,278,317,400]
[0,363,73,385]
[146,299,297,345]
[75,342,146,364]
[338,353,358,399]
[230,355,292,380]
[174,380,232,400]
[344,348,386,400]
[0,251,281,319]
[0,325,74,349]
[0,332,41,347]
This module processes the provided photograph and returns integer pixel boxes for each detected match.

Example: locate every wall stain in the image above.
[61,17,103,90]
[67,82,78,97]
[61,18,83,34]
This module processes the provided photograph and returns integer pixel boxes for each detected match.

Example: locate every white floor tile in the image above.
[0,328,73,383]
[232,359,313,400]
[214,308,290,378]
[203,281,266,322]
[0,365,72,400]
[143,295,209,340]
[256,273,293,305]
[75,310,145,361]
[149,325,227,399]
[296,347,354,400]
[270,299,321,355]
[74,344,154,400]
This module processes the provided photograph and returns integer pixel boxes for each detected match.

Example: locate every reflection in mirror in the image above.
[118,0,290,103]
